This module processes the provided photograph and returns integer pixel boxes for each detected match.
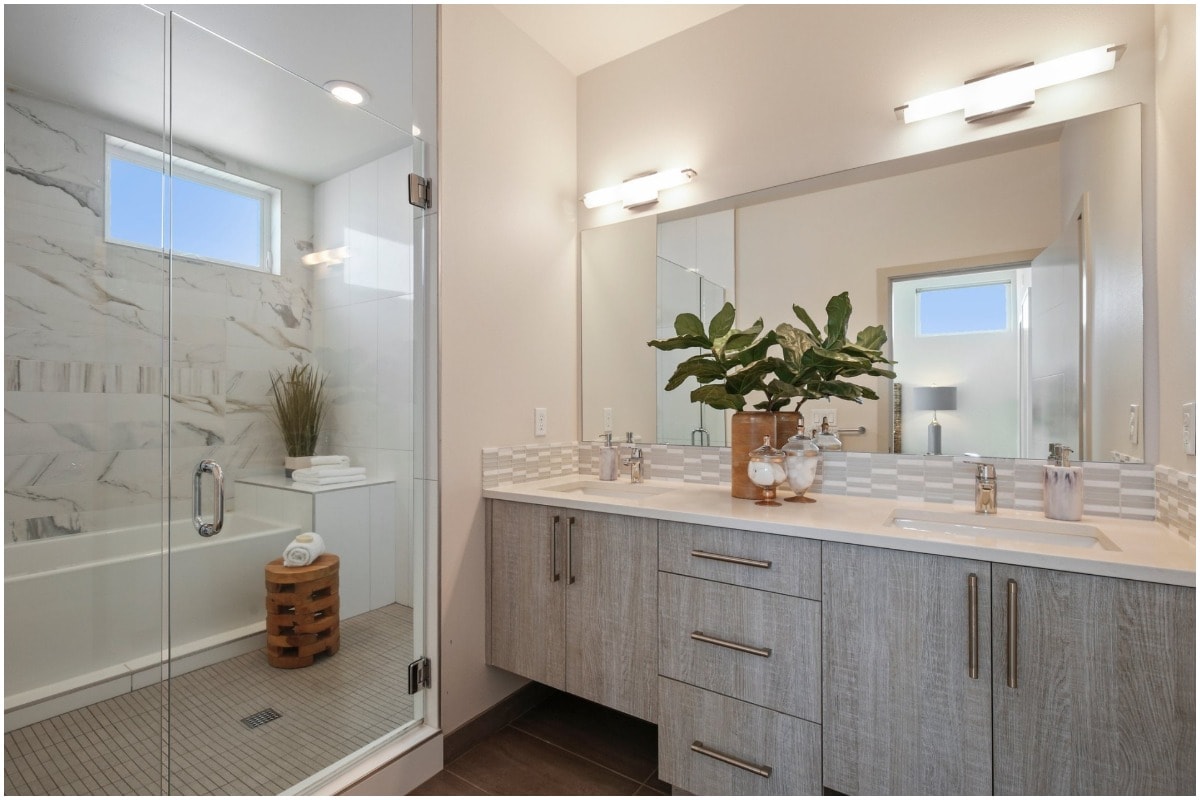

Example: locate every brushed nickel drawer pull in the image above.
[1006,578,1018,689]
[690,741,772,778]
[691,630,772,658]
[967,572,979,680]
[566,516,577,585]
[690,549,772,569]
[551,516,561,583]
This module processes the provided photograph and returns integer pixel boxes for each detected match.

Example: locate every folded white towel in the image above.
[282,532,326,567]
[292,466,365,480]
[308,455,350,467]
[293,474,368,486]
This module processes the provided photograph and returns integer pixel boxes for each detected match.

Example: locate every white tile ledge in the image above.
[484,474,1196,588]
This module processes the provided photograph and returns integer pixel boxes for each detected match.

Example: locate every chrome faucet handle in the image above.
[957,455,996,481]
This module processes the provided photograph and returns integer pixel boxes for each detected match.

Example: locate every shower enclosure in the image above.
[4,6,436,794]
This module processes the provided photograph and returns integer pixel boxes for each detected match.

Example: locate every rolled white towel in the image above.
[308,455,350,467]
[293,474,367,486]
[282,532,326,567]
[292,466,366,481]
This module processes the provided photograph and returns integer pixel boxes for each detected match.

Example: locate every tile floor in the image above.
[4,603,415,795]
[412,691,668,796]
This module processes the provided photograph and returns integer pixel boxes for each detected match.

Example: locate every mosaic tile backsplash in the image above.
[484,442,1195,538]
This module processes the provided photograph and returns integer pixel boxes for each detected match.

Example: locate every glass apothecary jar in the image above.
[746,436,787,507]
[782,424,820,503]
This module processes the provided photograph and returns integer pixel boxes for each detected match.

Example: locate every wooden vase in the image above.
[731,411,805,499]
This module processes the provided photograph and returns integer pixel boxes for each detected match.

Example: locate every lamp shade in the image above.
[913,386,957,412]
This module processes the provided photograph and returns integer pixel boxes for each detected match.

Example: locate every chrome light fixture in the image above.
[895,44,1124,124]
[582,168,697,210]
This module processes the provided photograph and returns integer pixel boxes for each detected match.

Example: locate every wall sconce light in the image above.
[895,44,1125,124]
[582,168,696,210]
[913,385,957,455]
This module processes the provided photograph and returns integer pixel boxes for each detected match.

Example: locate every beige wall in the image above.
[439,5,577,733]
[1154,4,1196,472]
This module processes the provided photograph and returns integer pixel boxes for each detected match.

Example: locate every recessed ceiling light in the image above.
[323,80,370,106]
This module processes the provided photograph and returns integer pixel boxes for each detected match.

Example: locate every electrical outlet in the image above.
[534,407,547,437]
[1129,404,1139,445]
[603,407,613,433]
[808,407,837,429]
[1184,402,1195,456]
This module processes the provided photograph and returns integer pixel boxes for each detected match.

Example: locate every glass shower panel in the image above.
[3,4,171,794]
[166,14,424,794]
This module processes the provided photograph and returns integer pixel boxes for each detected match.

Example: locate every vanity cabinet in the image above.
[823,542,1196,796]
[486,500,658,722]
[991,565,1195,795]
[822,542,993,795]
[657,522,823,795]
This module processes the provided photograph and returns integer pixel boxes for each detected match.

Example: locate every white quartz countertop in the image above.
[484,475,1196,587]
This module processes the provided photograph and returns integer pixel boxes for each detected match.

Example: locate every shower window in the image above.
[105,135,280,272]
[916,281,1011,336]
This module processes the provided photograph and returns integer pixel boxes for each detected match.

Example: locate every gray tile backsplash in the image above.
[486,442,1195,534]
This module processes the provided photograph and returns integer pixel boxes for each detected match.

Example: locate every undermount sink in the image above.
[548,480,674,499]
[887,508,1120,551]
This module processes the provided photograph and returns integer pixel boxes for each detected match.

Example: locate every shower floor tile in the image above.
[4,603,415,796]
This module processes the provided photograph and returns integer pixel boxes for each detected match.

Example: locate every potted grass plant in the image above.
[267,363,329,474]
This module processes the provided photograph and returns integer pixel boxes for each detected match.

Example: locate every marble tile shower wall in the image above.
[486,442,1190,531]
[5,90,315,541]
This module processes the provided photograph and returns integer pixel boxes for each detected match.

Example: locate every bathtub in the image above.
[4,513,301,728]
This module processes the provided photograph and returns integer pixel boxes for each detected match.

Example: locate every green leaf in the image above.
[690,384,746,410]
[707,302,735,340]
[792,304,822,339]
[854,323,889,352]
[674,313,706,339]
[664,356,727,391]
[647,334,710,351]
[824,292,852,343]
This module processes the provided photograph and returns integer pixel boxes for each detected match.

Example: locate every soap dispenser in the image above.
[1043,443,1083,521]
[598,432,619,481]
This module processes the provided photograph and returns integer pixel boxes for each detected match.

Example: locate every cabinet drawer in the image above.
[659,572,820,722]
[658,676,821,796]
[659,521,820,599]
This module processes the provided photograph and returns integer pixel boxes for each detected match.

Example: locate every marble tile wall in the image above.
[489,441,1184,526]
[5,89,315,541]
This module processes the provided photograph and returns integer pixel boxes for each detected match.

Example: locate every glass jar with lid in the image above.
[782,419,820,503]
[746,435,787,507]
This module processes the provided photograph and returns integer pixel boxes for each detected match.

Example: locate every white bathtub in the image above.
[4,513,301,728]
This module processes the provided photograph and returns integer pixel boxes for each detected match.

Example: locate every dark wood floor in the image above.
[412,691,668,795]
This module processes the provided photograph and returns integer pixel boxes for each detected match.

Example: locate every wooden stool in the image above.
[264,554,340,668]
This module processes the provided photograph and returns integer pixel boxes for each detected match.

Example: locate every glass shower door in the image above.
[3,5,172,794]
[164,14,427,794]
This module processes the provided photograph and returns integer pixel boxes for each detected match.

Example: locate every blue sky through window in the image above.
[108,151,267,270]
[918,283,1009,335]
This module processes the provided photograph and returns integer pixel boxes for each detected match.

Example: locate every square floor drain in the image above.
[240,708,282,729]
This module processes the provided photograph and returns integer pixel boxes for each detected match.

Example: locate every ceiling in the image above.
[495,4,741,76]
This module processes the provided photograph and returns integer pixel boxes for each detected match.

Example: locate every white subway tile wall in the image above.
[485,443,1193,530]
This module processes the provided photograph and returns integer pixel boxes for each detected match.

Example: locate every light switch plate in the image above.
[1129,404,1139,445]
[1184,402,1195,456]
[807,407,837,429]
[534,407,547,437]
[603,407,613,433]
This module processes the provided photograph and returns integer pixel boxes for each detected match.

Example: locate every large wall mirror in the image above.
[581,104,1143,463]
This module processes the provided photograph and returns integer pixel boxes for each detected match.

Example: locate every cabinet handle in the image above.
[690,741,772,779]
[967,573,979,680]
[567,516,576,585]
[691,630,772,658]
[551,516,561,583]
[1006,578,1018,689]
[690,549,772,569]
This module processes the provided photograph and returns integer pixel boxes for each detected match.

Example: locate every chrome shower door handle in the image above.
[193,459,225,537]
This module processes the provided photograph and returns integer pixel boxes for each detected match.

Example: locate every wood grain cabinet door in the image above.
[564,511,659,722]
[992,565,1196,795]
[487,500,566,690]
[822,542,993,795]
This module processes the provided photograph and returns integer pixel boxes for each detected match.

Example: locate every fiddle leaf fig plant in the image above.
[766,291,896,410]
[647,302,778,411]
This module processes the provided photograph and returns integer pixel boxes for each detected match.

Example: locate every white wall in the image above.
[439,5,577,733]
[1154,5,1196,472]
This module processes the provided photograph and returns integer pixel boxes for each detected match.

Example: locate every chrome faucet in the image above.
[621,432,644,483]
[971,461,997,514]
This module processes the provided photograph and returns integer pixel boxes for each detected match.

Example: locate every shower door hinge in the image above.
[407,657,432,694]
[408,174,431,209]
